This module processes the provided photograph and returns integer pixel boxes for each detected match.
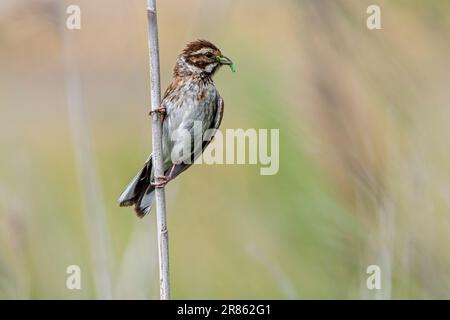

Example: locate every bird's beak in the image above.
[216,55,236,72]
[216,55,233,65]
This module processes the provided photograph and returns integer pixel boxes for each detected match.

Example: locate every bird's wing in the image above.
[167,94,224,180]
[202,95,224,147]
[161,80,182,114]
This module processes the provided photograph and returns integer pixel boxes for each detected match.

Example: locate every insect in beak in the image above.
[216,55,236,72]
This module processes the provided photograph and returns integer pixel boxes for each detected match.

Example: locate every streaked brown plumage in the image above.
[118,40,233,217]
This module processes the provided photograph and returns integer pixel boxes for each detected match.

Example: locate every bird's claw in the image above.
[151,175,170,188]
[149,106,166,122]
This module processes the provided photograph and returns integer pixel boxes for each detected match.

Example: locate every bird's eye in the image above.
[205,52,214,59]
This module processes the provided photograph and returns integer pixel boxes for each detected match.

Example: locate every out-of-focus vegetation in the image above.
[1,0,450,299]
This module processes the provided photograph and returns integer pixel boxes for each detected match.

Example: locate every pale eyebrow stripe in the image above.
[191,48,214,55]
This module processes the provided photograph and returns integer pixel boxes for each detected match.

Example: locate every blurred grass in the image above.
[1,0,450,299]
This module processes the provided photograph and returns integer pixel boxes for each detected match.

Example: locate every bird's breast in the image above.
[161,79,218,164]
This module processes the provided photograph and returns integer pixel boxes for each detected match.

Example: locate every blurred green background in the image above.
[1,0,450,299]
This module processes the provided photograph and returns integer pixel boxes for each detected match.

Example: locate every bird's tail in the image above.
[118,156,155,218]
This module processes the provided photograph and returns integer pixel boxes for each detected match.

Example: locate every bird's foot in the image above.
[151,175,170,188]
[149,106,166,122]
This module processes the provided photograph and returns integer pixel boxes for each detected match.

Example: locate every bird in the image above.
[118,40,234,217]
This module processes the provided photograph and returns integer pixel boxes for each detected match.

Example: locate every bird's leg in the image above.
[149,106,166,122]
[166,164,176,180]
[151,164,176,188]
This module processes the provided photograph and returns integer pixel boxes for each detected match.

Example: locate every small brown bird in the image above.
[118,40,234,217]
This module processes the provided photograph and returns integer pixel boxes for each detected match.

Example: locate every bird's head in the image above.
[174,40,234,77]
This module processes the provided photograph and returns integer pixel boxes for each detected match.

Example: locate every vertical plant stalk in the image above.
[376,196,394,300]
[146,0,170,300]
[59,13,113,299]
